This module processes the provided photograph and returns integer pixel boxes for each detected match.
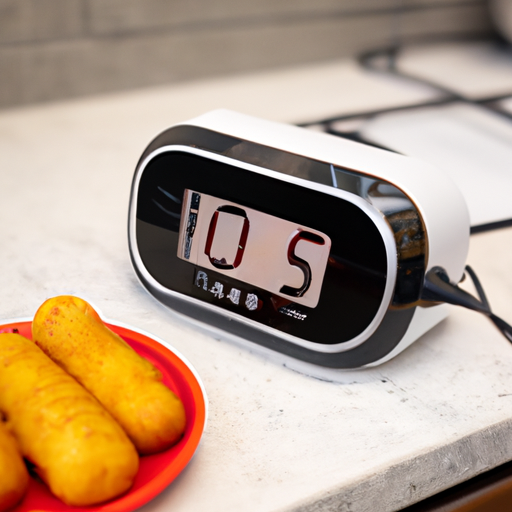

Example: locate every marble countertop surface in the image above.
[2,48,512,512]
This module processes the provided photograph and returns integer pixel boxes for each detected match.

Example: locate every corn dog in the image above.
[0,421,28,511]
[32,295,186,454]
[0,333,139,506]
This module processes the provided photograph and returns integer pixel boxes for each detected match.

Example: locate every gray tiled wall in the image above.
[0,0,494,109]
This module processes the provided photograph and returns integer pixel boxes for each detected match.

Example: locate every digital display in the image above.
[177,190,331,308]
[134,150,390,346]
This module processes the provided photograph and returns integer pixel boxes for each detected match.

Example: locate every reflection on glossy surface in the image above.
[332,166,426,306]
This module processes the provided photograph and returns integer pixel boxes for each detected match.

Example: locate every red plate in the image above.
[0,319,207,512]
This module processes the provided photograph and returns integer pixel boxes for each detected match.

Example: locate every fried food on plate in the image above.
[32,295,186,454]
[0,421,28,512]
[0,333,139,507]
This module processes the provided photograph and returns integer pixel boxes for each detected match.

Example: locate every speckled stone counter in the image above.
[1,56,512,512]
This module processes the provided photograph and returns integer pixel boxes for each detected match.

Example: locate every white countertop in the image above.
[2,45,512,512]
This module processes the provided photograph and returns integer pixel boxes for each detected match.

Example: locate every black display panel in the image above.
[135,151,389,345]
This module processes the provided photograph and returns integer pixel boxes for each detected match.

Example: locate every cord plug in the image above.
[421,266,512,343]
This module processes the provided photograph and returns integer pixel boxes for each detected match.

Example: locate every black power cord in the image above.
[298,36,512,343]
[422,266,512,343]
[358,38,512,342]
[358,35,512,125]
